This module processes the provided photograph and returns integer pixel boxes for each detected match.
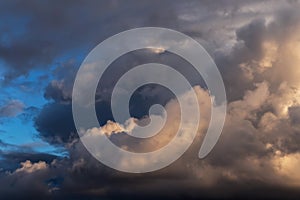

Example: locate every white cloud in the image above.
[15,160,48,173]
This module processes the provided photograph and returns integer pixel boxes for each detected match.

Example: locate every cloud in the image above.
[15,160,48,173]
[44,80,72,103]
[56,77,300,199]
[84,119,137,137]
[0,100,25,118]
[3,0,300,199]
[0,0,181,81]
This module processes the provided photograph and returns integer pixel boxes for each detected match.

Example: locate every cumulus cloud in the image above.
[58,75,300,198]
[15,160,48,173]
[65,3,300,196]
[3,0,300,199]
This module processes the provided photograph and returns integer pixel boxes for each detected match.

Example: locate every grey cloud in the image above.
[0,0,285,82]
[289,106,300,125]
[0,100,24,118]
[0,0,180,81]
[35,103,76,144]
[44,80,72,103]
[3,0,300,199]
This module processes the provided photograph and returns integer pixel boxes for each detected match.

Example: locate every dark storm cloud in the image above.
[0,0,271,81]
[31,1,300,199]
[0,0,181,81]
[44,60,78,103]
[236,19,267,55]
[215,18,270,101]
[44,81,72,103]
[2,0,300,200]
[36,49,204,145]
[35,103,76,144]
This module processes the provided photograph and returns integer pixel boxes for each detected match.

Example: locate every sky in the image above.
[1,0,300,199]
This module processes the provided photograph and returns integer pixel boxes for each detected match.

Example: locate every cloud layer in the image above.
[2,0,300,199]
